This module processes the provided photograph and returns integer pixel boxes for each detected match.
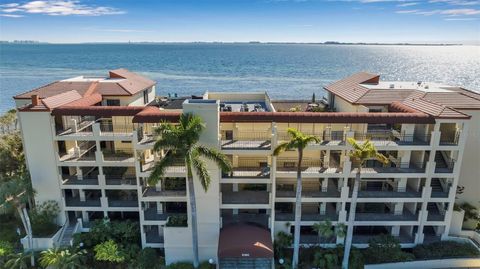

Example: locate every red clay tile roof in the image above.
[324,72,379,103]
[62,93,102,107]
[132,106,181,122]
[422,91,480,110]
[402,96,470,119]
[356,89,417,105]
[14,69,156,100]
[41,90,83,109]
[109,68,156,95]
[218,224,273,259]
[14,81,93,100]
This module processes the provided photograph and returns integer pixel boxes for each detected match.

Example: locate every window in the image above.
[143,89,149,104]
[106,99,120,106]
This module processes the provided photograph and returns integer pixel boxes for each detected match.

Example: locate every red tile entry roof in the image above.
[218,224,273,259]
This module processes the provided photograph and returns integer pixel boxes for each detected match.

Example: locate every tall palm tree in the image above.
[148,113,231,268]
[0,174,36,267]
[342,138,388,269]
[39,247,86,269]
[274,128,320,269]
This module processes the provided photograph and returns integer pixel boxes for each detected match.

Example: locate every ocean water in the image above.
[0,43,479,112]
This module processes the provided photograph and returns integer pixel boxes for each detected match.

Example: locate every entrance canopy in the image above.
[218,224,274,259]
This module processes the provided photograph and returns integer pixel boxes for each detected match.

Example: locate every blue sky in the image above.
[0,0,479,43]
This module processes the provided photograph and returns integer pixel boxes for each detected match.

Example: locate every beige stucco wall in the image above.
[457,110,480,210]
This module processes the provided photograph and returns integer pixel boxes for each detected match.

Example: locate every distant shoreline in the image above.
[0,41,468,46]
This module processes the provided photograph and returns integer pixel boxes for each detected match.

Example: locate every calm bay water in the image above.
[0,43,479,112]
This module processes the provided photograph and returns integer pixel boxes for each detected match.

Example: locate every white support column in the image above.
[394,202,404,215]
[156,202,163,214]
[321,178,328,192]
[82,211,89,223]
[79,190,86,202]
[398,178,407,192]
[233,183,238,192]
[76,167,83,180]
[391,226,400,237]
[319,202,326,215]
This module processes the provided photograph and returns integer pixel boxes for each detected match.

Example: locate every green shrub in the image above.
[74,218,140,248]
[274,231,293,259]
[413,241,480,260]
[199,261,215,269]
[30,200,61,237]
[135,247,163,269]
[94,240,125,263]
[364,235,414,264]
[166,215,188,227]
[167,261,194,269]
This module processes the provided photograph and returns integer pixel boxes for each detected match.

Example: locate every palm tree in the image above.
[148,113,231,268]
[4,252,32,269]
[313,219,334,244]
[274,128,320,269]
[342,138,388,269]
[0,174,36,267]
[40,247,86,269]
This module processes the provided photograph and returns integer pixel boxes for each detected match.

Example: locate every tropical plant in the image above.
[94,240,125,264]
[273,128,320,269]
[342,138,388,269]
[335,223,347,239]
[0,109,17,134]
[0,240,14,267]
[74,218,140,248]
[458,202,480,222]
[412,241,479,260]
[4,251,33,269]
[30,200,60,237]
[0,132,25,179]
[148,113,231,268]
[136,247,163,269]
[313,219,334,244]
[363,235,414,264]
[274,231,293,259]
[0,174,36,267]
[39,247,87,269]
[314,251,338,269]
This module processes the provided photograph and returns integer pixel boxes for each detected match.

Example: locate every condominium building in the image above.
[14,69,480,268]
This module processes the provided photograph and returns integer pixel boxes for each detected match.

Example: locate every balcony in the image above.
[58,142,96,163]
[145,226,164,244]
[354,131,430,146]
[65,196,101,207]
[223,166,270,178]
[97,119,133,138]
[102,150,135,163]
[276,188,341,199]
[300,235,336,244]
[355,162,426,174]
[439,130,460,146]
[276,158,343,176]
[222,213,269,228]
[143,208,185,221]
[141,160,186,174]
[62,175,99,185]
[276,212,339,222]
[351,182,422,198]
[142,187,186,197]
[353,210,418,222]
[352,234,414,244]
[221,132,271,150]
[430,178,451,198]
[278,131,345,146]
[55,116,95,137]
[222,191,269,204]
[108,199,138,207]
[105,177,136,186]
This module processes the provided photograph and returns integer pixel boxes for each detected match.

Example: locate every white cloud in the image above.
[396,9,420,13]
[444,16,478,19]
[0,1,125,16]
[398,2,419,6]
[0,13,24,17]
[429,0,480,6]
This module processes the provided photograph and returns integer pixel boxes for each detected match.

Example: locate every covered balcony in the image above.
[221,184,270,205]
[64,189,101,207]
[348,179,422,198]
[348,203,419,222]
[143,202,187,221]
[144,225,164,244]
[142,177,187,197]
[221,209,269,228]
[61,166,99,185]
[275,202,339,222]
[55,115,95,137]
[276,179,341,198]
[221,131,271,150]
[106,190,138,207]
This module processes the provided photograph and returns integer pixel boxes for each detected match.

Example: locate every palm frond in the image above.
[190,153,210,192]
[147,154,176,186]
[273,141,294,156]
[194,145,232,172]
